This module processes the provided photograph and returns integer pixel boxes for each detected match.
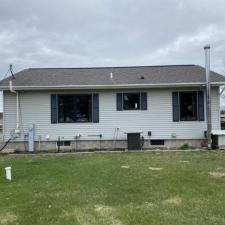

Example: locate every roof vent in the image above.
[110,72,113,79]
[140,76,145,79]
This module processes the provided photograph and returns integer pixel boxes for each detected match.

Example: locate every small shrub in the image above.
[180,143,189,150]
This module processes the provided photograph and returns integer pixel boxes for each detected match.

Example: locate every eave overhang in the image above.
[0,82,224,91]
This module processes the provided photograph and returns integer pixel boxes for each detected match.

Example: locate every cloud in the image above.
[0,0,225,78]
[137,25,225,71]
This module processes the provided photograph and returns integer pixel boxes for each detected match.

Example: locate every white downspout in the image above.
[9,80,20,131]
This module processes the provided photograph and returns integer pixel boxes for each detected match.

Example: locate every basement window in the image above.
[58,94,92,123]
[150,140,165,145]
[123,93,140,110]
[57,141,71,147]
[180,92,197,121]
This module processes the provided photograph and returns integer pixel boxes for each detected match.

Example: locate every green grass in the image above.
[1,151,225,225]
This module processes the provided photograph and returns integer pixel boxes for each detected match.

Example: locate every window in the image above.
[172,91,204,122]
[75,95,92,122]
[180,92,197,121]
[150,140,165,145]
[58,94,92,123]
[57,141,71,147]
[116,92,147,111]
[58,95,75,122]
[123,93,140,110]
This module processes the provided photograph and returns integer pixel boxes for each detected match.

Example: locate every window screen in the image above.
[180,92,197,121]
[58,94,92,123]
[75,95,92,122]
[58,95,76,123]
[123,93,140,110]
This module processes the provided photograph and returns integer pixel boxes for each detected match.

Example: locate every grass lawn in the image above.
[1,151,225,225]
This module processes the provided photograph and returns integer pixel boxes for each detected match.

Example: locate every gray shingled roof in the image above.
[0,65,224,90]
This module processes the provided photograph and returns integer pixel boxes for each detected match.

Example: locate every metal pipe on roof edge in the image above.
[204,45,212,149]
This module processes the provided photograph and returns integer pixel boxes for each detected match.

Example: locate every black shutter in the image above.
[51,94,58,124]
[172,92,179,122]
[198,91,204,121]
[116,93,123,111]
[141,92,147,110]
[93,93,99,123]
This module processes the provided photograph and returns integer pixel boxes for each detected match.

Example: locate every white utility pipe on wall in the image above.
[9,80,20,133]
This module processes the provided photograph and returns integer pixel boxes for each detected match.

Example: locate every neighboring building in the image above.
[0,65,225,151]
[221,110,225,129]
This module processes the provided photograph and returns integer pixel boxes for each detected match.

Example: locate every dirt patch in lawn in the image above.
[0,212,17,224]
[94,205,123,225]
[179,160,189,163]
[216,167,224,170]
[95,205,112,213]
[164,197,182,205]
[121,165,130,169]
[63,208,96,225]
[34,190,80,199]
[209,172,225,177]
[149,167,163,171]
[137,202,154,209]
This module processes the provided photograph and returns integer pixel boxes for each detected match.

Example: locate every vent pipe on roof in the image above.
[204,45,212,149]
[9,64,15,79]
[110,72,113,79]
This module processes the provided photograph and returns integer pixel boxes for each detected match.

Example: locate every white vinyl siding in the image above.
[3,87,220,141]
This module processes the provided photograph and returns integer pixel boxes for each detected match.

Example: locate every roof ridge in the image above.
[27,64,196,70]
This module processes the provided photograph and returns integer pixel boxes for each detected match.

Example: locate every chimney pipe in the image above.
[204,45,211,149]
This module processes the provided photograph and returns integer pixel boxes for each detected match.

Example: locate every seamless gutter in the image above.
[0,82,224,90]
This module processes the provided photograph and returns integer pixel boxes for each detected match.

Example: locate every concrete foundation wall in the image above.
[1,139,205,152]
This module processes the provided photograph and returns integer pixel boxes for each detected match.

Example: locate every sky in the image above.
[0,0,225,111]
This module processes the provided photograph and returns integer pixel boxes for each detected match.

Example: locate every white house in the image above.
[0,65,224,151]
